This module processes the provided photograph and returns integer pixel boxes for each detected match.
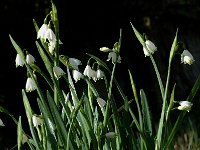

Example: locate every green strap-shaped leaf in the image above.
[17,116,23,150]
[22,89,42,149]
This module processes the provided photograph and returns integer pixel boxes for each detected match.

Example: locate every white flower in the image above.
[72,70,83,82]
[107,52,121,64]
[0,118,5,126]
[83,65,94,79]
[96,69,104,80]
[48,40,56,54]
[32,115,43,127]
[177,101,193,112]
[53,66,65,80]
[26,54,36,65]
[100,47,111,52]
[92,70,97,82]
[46,28,57,42]
[69,58,82,70]
[181,50,195,65]
[15,54,25,67]
[37,24,48,39]
[106,132,116,139]
[97,97,106,108]
[26,77,37,92]
[143,40,157,57]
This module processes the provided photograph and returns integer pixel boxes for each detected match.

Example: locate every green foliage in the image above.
[0,1,200,150]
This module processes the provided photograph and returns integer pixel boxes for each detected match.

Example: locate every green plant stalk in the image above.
[155,29,178,149]
[103,61,116,130]
[150,56,164,99]
[128,69,146,149]
[103,29,122,132]
[52,1,60,106]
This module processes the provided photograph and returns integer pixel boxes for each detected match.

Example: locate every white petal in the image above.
[69,58,82,70]
[97,97,106,108]
[15,54,25,67]
[26,54,36,65]
[100,47,111,52]
[26,78,36,92]
[72,70,83,82]
[53,66,65,79]
[0,118,5,126]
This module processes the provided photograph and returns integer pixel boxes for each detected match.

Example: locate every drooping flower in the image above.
[26,54,36,65]
[37,24,49,39]
[96,69,104,80]
[32,115,43,127]
[181,50,195,65]
[100,47,111,52]
[48,40,56,54]
[177,101,193,112]
[97,97,106,108]
[107,51,121,64]
[15,54,25,67]
[72,70,83,82]
[83,65,94,79]
[0,118,5,126]
[69,58,82,70]
[46,28,57,42]
[143,40,157,57]
[106,132,116,139]
[53,66,65,80]
[26,77,37,92]
[92,70,97,82]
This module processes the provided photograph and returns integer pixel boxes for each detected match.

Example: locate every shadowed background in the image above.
[1,0,200,149]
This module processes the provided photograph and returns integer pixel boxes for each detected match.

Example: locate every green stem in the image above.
[150,55,164,99]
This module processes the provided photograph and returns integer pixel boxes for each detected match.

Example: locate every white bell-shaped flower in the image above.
[32,115,43,127]
[177,101,193,112]
[96,69,104,80]
[26,77,37,92]
[0,118,5,126]
[107,52,121,64]
[83,65,94,79]
[53,66,66,80]
[26,54,36,65]
[181,50,195,65]
[15,54,25,67]
[37,24,49,39]
[69,58,82,70]
[46,28,57,42]
[48,40,56,54]
[72,70,83,82]
[143,40,157,57]
[97,97,106,108]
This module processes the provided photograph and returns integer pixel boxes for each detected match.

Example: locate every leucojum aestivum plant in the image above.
[0,1,200,150]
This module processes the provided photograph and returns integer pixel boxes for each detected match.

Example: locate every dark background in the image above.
[1,0,200,149]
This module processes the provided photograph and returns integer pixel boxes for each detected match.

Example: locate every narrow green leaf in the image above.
[166,84,176,121]
[35,41,53,77]
[37,98,57,150]
[140,89,152,136]
[156,29,179,149]
[46,91,68,146]
[169,29,179,64]
[22,89,42,149]
[17,116,23,150]
[130,22,145,46]
[0,106,17,124]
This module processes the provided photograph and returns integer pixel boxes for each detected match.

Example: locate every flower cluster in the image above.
[37,24,57,54]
